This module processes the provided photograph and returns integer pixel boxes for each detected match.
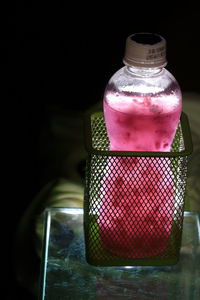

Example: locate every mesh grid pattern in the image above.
[84,112,192,266]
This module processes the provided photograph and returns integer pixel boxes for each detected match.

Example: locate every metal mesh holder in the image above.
[84,112,193,266]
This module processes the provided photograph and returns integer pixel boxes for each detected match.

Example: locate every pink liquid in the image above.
[97,93,181,258]
[104,94,182,152]
[98,156,174,258]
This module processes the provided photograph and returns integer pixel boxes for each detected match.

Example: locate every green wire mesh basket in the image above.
[84,112,193,266]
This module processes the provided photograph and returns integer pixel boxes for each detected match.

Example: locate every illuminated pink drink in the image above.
[104,94,181,152]
[98,156,174,258]
[98,93,181,258]
[97,33,182,259]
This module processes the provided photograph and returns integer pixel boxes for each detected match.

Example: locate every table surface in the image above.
[39,208,200,300]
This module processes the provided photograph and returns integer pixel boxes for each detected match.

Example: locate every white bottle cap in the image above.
[123,32,167,68]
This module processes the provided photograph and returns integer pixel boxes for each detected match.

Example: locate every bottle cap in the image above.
[123,33,167,68]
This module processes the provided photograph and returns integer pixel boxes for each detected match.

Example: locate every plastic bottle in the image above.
[98,33,182,259]
[103,32,182,152]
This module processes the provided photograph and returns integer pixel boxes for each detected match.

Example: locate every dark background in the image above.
[3,2,200,299]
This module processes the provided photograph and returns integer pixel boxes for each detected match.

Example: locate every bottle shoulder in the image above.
[106,66,181,96]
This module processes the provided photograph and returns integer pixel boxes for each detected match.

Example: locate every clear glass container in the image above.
[39,208,200,299]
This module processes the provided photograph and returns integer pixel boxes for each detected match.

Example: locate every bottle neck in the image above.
[125,65,163,77]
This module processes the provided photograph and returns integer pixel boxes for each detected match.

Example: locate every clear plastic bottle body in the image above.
[103,65,182,152]
[98,65,182,258]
